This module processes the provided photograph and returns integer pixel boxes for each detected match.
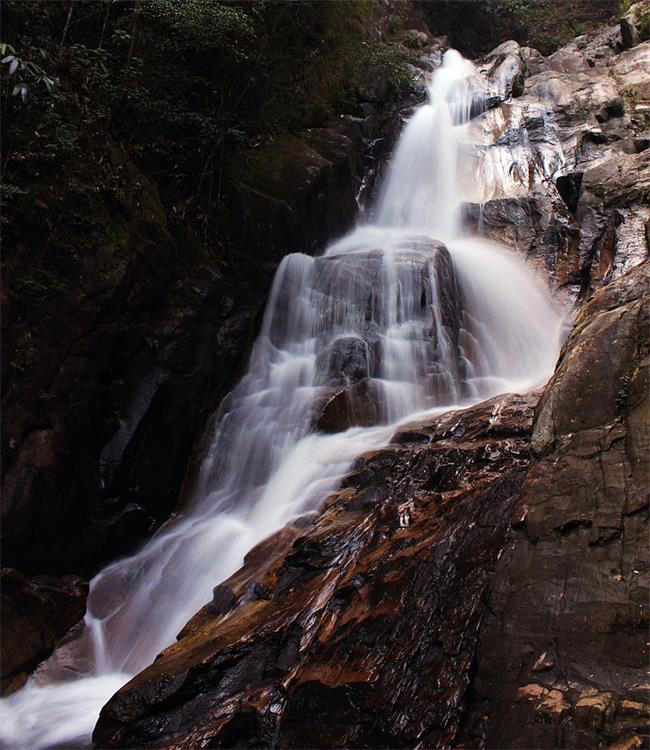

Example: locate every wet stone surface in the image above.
[93,390,538,748]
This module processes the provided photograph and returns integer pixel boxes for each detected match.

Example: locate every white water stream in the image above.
[0,50,565,749]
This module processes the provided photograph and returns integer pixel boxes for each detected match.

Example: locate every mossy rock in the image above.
[621,0,650,47]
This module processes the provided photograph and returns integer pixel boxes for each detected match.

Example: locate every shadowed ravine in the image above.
[0,48,568,750]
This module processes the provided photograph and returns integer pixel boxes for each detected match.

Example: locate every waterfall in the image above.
[0,50,565,750]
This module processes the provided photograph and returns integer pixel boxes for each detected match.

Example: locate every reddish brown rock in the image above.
[314,379,382,433]
[93,390,538,748]
[94,260,648,749]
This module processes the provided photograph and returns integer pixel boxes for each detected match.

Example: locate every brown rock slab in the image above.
[458,261,649,749]
[93,390,538,748]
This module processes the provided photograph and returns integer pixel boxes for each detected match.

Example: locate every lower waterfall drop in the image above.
[0,49,565,750]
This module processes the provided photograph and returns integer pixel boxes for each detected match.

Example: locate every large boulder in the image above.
[314,336,372,387]
[0,568,88,694]
[460,261,649,749]
[477,40,526,99]
[621,0,650,48]
[313,378,381,433]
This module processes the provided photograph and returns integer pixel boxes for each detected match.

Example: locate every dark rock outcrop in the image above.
[93,390,539,749]
[459,260,649,749]
[314,379,382,433]
[621,1,650,49]
[0,568,88,695]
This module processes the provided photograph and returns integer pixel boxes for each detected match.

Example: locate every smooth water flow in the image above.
[0,50,565,750]
[376,49,479,240]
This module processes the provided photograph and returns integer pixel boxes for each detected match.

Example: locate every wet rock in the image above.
[462,195,579,294]
[517,684,570,718]
[618,699,650,718]
[532,651,555,672]
[574,689,614,728]
[93,391,538,748]
[458,94,501,124]
[532,261,649,450]
[247,582,272,601]
[94,253,648,749]
[209,584,237,616]
[315,336,371,387]
[459,261,649,749]
[314,379,381,433]
[0,568,88,694]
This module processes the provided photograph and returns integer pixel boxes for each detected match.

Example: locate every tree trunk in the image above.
[98,0,111,50]
[125,0,141,70]
[59,1,75,50]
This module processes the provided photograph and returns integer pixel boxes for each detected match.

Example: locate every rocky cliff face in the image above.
[459,260,649,749]
[462,22,649,302]
[93,20,649,749]
[93,389,540,748]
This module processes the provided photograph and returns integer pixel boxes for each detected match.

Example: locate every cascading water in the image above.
[0,49,565,750]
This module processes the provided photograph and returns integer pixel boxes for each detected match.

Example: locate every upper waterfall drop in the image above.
[376,49,480,240]
[0,47,566,750]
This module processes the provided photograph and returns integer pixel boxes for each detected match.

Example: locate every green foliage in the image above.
[1,42,56,101]
[145,0,255,55]
[387,14,404,34]
[485,0,530,15]
[639,9,650,39]
[423,0,620,57]
[1,0,413,256]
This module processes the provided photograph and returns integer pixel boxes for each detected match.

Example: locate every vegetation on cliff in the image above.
[1,0,415,258]
[420,0,622,56]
